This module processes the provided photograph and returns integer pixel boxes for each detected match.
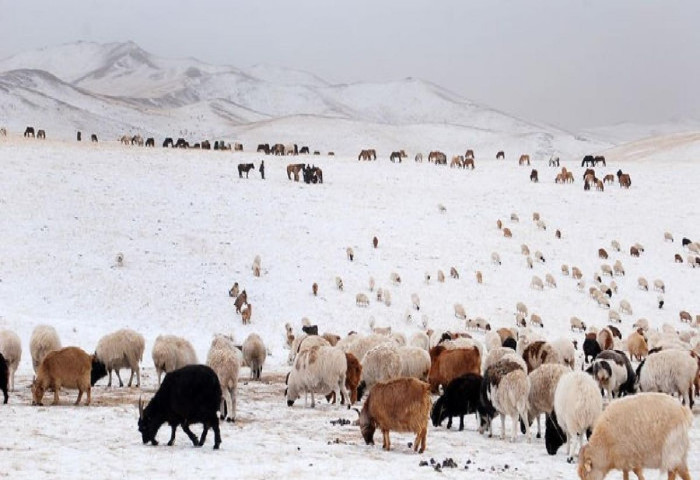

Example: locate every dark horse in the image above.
[24,126,35,138]
[594,155,606,166]
[389,151,402,163]
[163,137,174,148]
[303,165,323,184]
[238,163,255,178]
[91,134,98,143]
[581,155,595,167]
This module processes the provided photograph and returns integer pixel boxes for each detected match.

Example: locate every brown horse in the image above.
[287,163,305,181]
[238,163,255,178]
[617,170,631,188]
[465,149,474,159]
[464,157,475,169]
[429,151,447,164]
[518,154,530,166]
[37,129,46,139]
[450,155,464,168]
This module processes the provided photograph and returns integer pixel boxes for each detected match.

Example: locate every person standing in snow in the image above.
[259,161,265,179]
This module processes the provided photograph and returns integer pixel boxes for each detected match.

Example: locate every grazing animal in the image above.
[359,377,431,453]
[616,169,632,188]
[627,330,648,361]
[242,333,266,380]
[286,345,347,408]
[24,126,35,137]
[675,253,684,263]
[524,364,569,438]
[496,150,505,159]
[357,344,402,400]
[335,276,344,291]
[518,154,530,166]
[346,247,354,261]
[312,282,318,296]
[530,169,539,182]
[503,228,513,238]
[478,358,530,442]
[492,252,502,265]
[454,303,467,320]
[356,293,369,307]
[151,335,198,386]
[475,270,482,284]
[587,350,636,399]
[636,349,697,407]
[679,311,692,323]
[431,373,483,431]
[0,329,21,392]
[228,282,239,298]
[30,325,62,373]
[577,393,693,480]
[428,345,481,394]
[598,248,608,259]
[613,260,625,276]
[0,354,7,403]
[94,328,145,387]
[138,364,222,449]
[31,347,93,406]
[237,163,255,178]
[522,341,560,372]
[206,335,240,422]
[234,290,248,313]
[241,304,252,324]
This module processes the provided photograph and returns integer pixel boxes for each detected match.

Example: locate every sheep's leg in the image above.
[115,369,124,387]
[447,416,453,429]
[673,466,690,480]
[198,424,209,446]
[500,413,506,440]
[459,415,465,431]
[211,415,222,450]
[128,367,136,387]
[219,397,227,420]
[52,383,61,405]
[75,389,83,405]
[536,414,542,438]
[230,387,237,422]
[167,424,177,446]
[107,369,113,387]
[419,427,427,453]
[85,386,91,406]
[511,415,519,442]
[310,391,316,408]
[382,429,390,451]
[632,468,645,480]
[521,413,531,443]
[180,422,200,447]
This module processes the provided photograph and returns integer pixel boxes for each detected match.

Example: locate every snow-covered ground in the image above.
[0,134,698,480]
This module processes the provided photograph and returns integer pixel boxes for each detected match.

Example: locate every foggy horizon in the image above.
[1,0,698,131]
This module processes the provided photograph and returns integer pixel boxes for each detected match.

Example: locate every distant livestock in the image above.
[238,163,255,178]
[151,335,198,386]
[242,333,266,380]
[94,328,145,387]
[286,346,348,408]
[0,329,21,392]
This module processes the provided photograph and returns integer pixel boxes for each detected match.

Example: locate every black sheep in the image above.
[583,337,601,363]
[0,353,8,404]
[431,373,483,431]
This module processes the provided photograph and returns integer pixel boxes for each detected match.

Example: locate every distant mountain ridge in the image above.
[0,40,607,155]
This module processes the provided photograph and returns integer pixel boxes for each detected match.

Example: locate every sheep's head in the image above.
[30,378,44,406]
[577,445,605,480]
[137,397,159,446]
[430,397,446,427]
[357,404,375,445]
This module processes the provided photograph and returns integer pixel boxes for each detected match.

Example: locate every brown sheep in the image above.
[359,377,431,453]
[476,271,483,284]
[327,352,362,405]
[598,248,608,259]
[675,253,683,263]
[626,329,648,361]
[555,229,561,239]
[234,290,247,313]
[596,328,613,351]
[503,228,513,238]
[497,328,516,345]
[522,341,559,373]
[497,219,503,230]
[428,345,481,394]
[31,347,92,406]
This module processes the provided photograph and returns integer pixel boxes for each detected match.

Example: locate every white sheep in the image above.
[613,260,625,276]
[534,250,545,263]
[152,334,198,386]
[286,346,347,408]
[390,272,401,285]
[483,348,527,373]
[527,363,570,438]
[664,231,674,242]
[637,276,649,291]
[536,219,547,230]
[95,328,145,387]
[359,344,402,399]
[340,334,394,364]
[572,266,583,279]
[0,329,21,391]
[397,346,431,381]
[356,293,370,307]
[383,289,392,307]
[487,362,531,442]
[654,279,666,293]
[610,239,621,251]
[619,299,633,315]
[550,338,576,369]
[335,276,344,291]
[368,276,375,292]
[410,293,420,310]
[424,272,431,284]
[252,255,261,277]
[608,310,621,323]
[578,393,693,480]
[561,264,570,276]
[530,313,543,328]
[206,334,240,422]
[491,252,501,265]
[600,264,613,276]
[485,331,503,352]
[632,317,649,331]
[437,269,446,282]
[570,317,586,332]
[288,334,331,365]
[30,325,62,373]
[521,244,530,256]
[526,256,534,269]
[609,280,618,293]
[545,273,557,288]
[596,295,610,309]
[346,247,354,261]
[531,275,544,290]
[511,213,519,222]
[516,302,528,317]
[242,333,266,380]
[553,371,603,461]
[637,349,697,405]
[454,303,467,320]
[409,331,430,351]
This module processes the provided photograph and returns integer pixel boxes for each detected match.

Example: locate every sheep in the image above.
[367,276,375,292]
[525,363,569,438]
[531,275,544,290]
[675,253,684,263]
[522,341,561,373]
[632,317,649,331]
[636,349,697,406]
[654,279,666,293]
[398,346,431,381]
[0,329,21,391]
[234,290,248,313]
[375,288,383,302]
[600,264,613,276]
[619,299,633,315]
[357,344,402,400]
[516,301,528,317]
[597,328,614,351]
[289,334,330,365]
[530,313,543,328]
[322,333,341,346]
[532,212,540,221]
[359,377,431,453]
[515,313,527,328]
[445,266,457,280]
[536,219,547,230]
[454,303,467,320]
[503,228,513,238]
[561,264,570,276]
[474,318,491,332]
[627,330,649,361]
[475,270,483,284]
[587,350,636,400]
[555,229,562,239]
[545,273,557,288]
[511,213,519,222]
[613,260,625,276]
[431,373,482,431]
[550,338,576,369]
[598,248,608,259]
[115,252,124,267]
[423,272,431,284]
[428,344,481,394]
[152,335,198,386]
[634,242,645,253]
[534,250,545,263]
[497,327,517,346]
[31,347,93,406]
[549,371,603,460]
[0,354,6,403]
[630,246,640,257]
[228,282,239,298]
[680,310,692,323]
[241,303,252,324]
[312,282,318,296]
[335,276,344,291]
[664,231,674,242]
[30,325,62,373]
[491,252,501,265]
[94,328,145,387]
[390,272,401,285]
[497,219,503,230]
[479,358,531,442]
[521,244,531,255]
[569,317,586,332]
[596,295,610,309]
[637,276,649,291]
[284,323,295,348]
[526,256,534,269]
[583,333,602,363]
[341,334,394,367]
[286,346,347,408]
[410,293,420,311]
[206,335,240,422]
[577,279,586,291]
[242,333,266,380]
[372,236,378,248]
[572,266,583,279]
[577,393,693,480]
[356,293,370,307]
[383,289,392,306]
[346,247,354,261]
[609,280,618,293]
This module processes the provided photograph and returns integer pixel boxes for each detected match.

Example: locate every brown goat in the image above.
[31,346,92,406]
[327,352,362,405]
[450,267,459,279]
[679,311,692,323]
[359,377,431,453]
[675,254,683,263]
[428,345,481,394]
[503,228,513,238]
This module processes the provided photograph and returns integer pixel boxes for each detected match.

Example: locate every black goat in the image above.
[431,373,483,431]
[138,365,222,449]
[0,353,8,404]
[583,337,601,363]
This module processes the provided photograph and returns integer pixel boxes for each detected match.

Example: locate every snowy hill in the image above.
[0,41,607,156]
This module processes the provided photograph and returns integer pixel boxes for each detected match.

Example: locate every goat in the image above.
[31,347,93,406]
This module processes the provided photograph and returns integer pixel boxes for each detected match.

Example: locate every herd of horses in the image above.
[286,163,323,184]
[257,143,330,156]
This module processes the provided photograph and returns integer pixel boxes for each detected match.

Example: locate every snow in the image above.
[0,132,698,479]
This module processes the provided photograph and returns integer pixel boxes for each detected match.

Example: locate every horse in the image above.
[594,155,606,166]
[201,140,211,150]
[91,134,98,143]
[76,131,82,142]
[358,149,373,161]
[616,170,631,188]
[238,163,255,178]
[175,138,189,148]
[518,154,530,166]
[368,149,377,160]
[163,138,174,148]
[450,155,464,168]
[24,126,35,138]
[145,137,155,147]
[463,157,475,169]
[465,149,475,159]
[287,163,305,181]
[272,144,285,155]
[285,144,298,155]
[390,151,402,163]
[603,174,615,184]
[415,153,423,162]
[234,143,243,151]
[583,168,595,180]
[581,155,595,167]
[37,129,46,139]
[496,150,505,160]
[131,135,143,146]
[548,156,560,167]
[303,165,323,184]
[257,143,270,154]
[530,169,539,182]
[429,151,446,164]
[299,146,310,154]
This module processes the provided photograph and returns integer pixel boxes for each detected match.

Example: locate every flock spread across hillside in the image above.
[0,132,699,480]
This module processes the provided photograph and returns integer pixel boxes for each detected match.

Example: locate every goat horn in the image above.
[352,408,361,417]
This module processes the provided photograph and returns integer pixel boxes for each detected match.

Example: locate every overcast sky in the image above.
[1,0,698,130]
